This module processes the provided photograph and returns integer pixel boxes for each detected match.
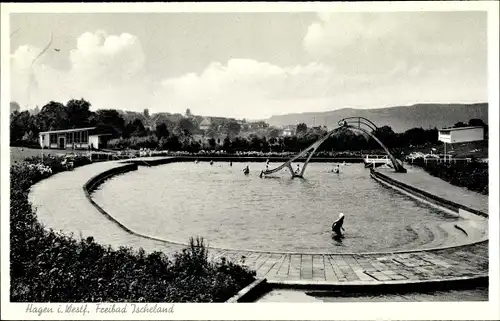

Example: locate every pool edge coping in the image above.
[265,274,489,291]
[228,275,489,302]
[82,157,489,256]
[226,278,269,303]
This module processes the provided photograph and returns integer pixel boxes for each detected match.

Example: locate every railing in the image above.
[364,154,389,160]
[410,157,473,165]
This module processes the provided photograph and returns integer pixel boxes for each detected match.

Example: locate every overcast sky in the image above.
[10,11,487,119]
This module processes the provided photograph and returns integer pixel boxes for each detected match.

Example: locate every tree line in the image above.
[10,99,487,153]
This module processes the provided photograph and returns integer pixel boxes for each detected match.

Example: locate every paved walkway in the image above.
[212,242,487,284]
[381,164,489,214]
[29,161,187,255]
[28,160,488,287]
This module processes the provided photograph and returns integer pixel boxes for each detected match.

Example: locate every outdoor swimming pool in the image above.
[91,162,459,253]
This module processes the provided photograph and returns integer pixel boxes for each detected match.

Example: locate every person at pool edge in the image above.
[332,213,345,238]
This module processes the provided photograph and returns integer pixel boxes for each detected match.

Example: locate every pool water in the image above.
[91,162,459,253]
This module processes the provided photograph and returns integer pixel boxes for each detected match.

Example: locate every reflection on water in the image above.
[92,162,458,252]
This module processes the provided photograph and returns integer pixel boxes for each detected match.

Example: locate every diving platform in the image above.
[363,154,392,168]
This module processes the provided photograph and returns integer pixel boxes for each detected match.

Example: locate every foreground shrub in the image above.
[10,160,255,302]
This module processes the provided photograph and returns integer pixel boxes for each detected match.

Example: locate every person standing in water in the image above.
[332,213,345,238]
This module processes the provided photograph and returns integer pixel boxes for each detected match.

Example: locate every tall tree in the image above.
[223,136,232,151]
[267,128,281,139]
[223,120,241,138]
[371,125,397,148]
[179,117,197,136]
[155,123,169,139]
[37,101,69,131]
[94,109,126,137]
[126,118,147,137]
[402,127,427,146]
[66,99,93,128]
[296,123,308,135]
[10,110,32,143]
[468,118,486,127]
[208,137,216,149]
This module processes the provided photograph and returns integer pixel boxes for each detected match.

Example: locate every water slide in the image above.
[261,117,406,178]
[261,126,343,177]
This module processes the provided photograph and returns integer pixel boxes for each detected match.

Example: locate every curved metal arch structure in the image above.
[341,117,406,174]
[262,126,342,177]
[340,117,379,132]
[261,117,406,178]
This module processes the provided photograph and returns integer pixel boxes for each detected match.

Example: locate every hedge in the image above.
[10,156,256,302]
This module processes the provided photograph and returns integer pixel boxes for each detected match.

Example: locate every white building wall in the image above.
[438,132,451,143]
[39,133,51,148]
[89,135,99,149]
[39,131,94,149]
[450,128,484,143]
[439,127,484,144]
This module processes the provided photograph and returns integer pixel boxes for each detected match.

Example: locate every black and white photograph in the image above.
[1,1,499,320]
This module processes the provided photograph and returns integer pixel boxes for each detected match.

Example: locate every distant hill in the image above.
[266,103,488,133]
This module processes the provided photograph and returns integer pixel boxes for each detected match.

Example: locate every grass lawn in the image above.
[10,147,89,164]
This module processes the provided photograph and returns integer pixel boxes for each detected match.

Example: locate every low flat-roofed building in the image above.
[281,125,296,137]
[39,127,111,150]
[199,117,212,131]
[438,126,485,144]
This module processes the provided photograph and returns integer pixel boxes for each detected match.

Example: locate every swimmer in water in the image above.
[243,165,250,175]
[295,164,301,174]
[331,213,345,238]
[210,160,214,165]
[230,161,233,166]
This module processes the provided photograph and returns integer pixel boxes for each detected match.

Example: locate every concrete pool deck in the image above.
[380,164,489,215]
[28,158,488,290]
